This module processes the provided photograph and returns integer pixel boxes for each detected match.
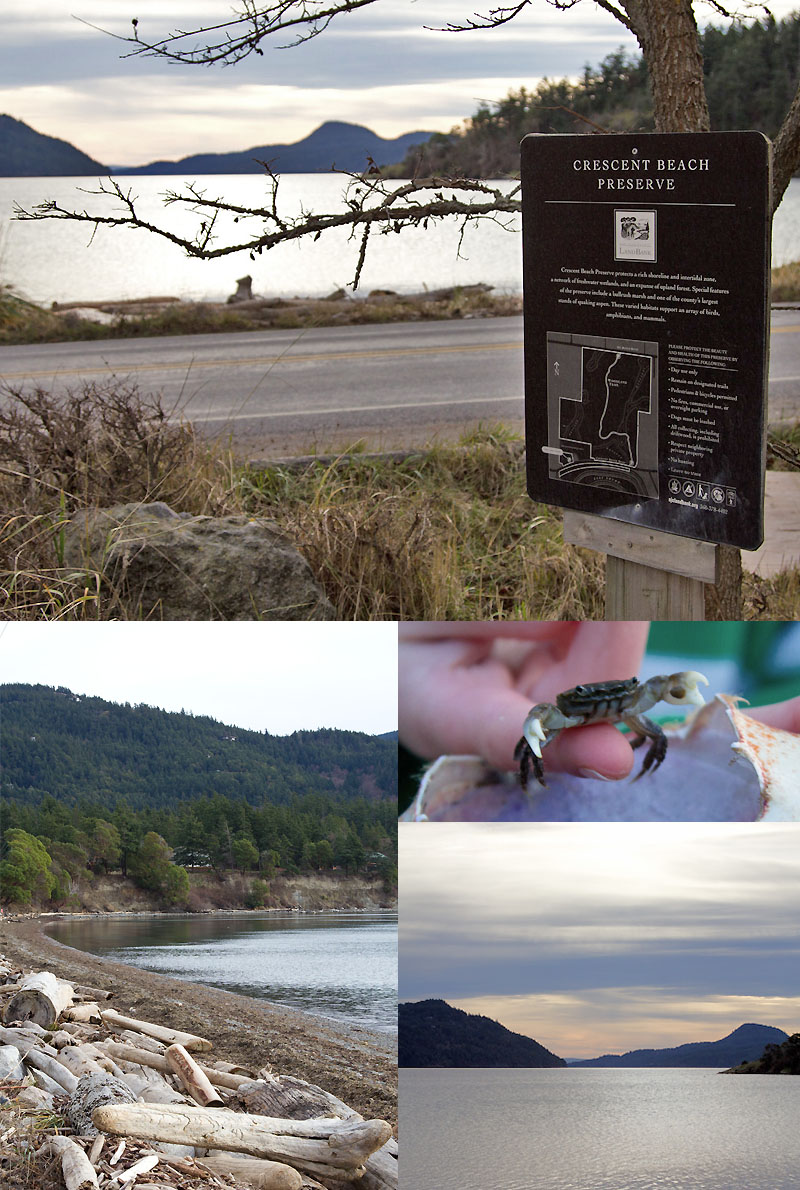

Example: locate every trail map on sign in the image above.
[545,333,659,499]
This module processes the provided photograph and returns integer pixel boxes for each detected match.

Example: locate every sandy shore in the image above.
[0,917,396,1125]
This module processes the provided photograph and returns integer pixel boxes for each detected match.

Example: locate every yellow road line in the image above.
[772,325,800,333]
[0,340,523,382]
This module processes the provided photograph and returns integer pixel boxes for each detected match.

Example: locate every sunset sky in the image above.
[0,622,397,735]
[399,822,800,1060]
[4,0,797,167]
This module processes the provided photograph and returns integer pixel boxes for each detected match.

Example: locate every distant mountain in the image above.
[399,999,566,1068]
[571,1023,789,1068]
[0,114,109,177]
[116,121,434,174]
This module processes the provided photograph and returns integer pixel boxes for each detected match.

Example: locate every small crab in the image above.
[515,671,710,788]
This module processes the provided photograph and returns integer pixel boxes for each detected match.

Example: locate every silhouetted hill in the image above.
[117,121,434,174]
[399,999,566,1068]
[0,115,108,176]
[0,683,396,810]
[725,1031,800,1074]
[572,1023,789,1067]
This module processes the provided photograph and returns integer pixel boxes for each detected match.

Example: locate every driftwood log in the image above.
[165,1043,223,1107]
[197,1153,303,1189]
[91,1102,392,1179]
[4,971,74,1029]
[100,1009,211,1051]
[38,1135,99,1190]
[239,1075,397,1190]
[98,1040,246,1088]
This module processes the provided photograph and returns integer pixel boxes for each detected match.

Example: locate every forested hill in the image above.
[399,999,566,1068]
[1,684,395,809]
[399,13,800,178]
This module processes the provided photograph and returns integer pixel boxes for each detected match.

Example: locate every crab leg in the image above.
[623,714,667,780]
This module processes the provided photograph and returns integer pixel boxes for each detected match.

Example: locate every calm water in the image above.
[3,173,799,306]
[48,912,397,1034]
[400,1067,800,1189]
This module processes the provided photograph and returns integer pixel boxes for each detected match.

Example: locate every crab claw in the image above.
[523,715,548,759]
[664,671,709,708]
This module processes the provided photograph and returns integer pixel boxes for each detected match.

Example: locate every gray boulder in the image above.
[63,501,334,620]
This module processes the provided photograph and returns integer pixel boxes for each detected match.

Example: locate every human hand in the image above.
[399,621,651,782]
[749,695,800,734]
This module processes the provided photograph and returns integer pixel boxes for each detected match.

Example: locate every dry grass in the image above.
[2,379,799,620]
[0,286,523,345]
[0,382,604,620]
[771,260,800,303]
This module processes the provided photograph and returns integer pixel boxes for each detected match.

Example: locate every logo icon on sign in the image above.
[669,478,681,495]
[726,488,737,507]
[683,481,695,498]
[698,482,710,501]
[711,487,725,504]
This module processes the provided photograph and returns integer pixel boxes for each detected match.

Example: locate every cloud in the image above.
[399,823,800,1018]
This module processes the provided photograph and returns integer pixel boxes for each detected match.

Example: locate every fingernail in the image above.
[577,768,617,782]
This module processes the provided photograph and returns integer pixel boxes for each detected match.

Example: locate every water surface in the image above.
[49,911,397,1034]
[4,174,799,306]
[401,1067,800,1189]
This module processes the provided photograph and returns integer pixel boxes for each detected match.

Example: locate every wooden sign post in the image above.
[521,132,771,619]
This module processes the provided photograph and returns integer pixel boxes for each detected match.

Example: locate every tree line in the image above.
[397,14,800,178]
[1,788,397,908]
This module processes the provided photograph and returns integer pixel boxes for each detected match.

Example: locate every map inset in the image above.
[544,333,659,499]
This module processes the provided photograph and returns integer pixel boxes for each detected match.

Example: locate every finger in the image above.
[399,622,576,643]
[748,695,800,734]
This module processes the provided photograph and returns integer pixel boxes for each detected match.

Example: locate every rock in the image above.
[55,306,117,325]
[227,275,254,303]
[63,502,334,620]
[14,1086,55,1110]
[0,1044,25,1082]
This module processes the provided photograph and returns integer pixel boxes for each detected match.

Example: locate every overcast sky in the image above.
[4,0,796,167]
[0,622,397,735]
[399,822,800,1059]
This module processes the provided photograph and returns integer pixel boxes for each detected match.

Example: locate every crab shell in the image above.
[400,695,800,823]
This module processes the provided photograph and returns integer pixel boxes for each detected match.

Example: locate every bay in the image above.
[3,173,799,307]
[48,911,397,1034]
[401,1066,800,1189]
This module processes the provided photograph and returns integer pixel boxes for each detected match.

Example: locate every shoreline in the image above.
[0,916,397,1125]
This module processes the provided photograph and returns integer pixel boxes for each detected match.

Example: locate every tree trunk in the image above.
[97,1039,247,1088]
[623,0,709,133]
[4,971,74,1029]
[66,1072,137,1136]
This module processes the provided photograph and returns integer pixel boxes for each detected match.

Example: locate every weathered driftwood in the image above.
[38,1135,99,1190]
[56,1045,108,1081]
[67,1072,137,1136]
[73,982,113,1002]
[100,1009,211,1051]
[0,1023,56,1051]
[118,1029,165,1053]
[98,1040,245,1088]
[4,971,74,1028]
[23,1046,79,1093]
[32,1068,69,1096]
[64,1003,102,1024]
[165,1043,223,1107]
[91,1102,392,1177]
[240,1076,397,1190]
[197,1153,303,1189]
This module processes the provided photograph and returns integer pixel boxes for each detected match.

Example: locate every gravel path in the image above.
[0,916,396,1125]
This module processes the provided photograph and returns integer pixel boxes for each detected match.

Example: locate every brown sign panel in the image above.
[521,131,770,550]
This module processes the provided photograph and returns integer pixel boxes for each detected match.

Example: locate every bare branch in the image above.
[106,0,383,65]
[14,172,521,290]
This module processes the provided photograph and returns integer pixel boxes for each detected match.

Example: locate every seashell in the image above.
[400,695,800,822]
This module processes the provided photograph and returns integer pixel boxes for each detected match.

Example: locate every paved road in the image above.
[2,311,799,455]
